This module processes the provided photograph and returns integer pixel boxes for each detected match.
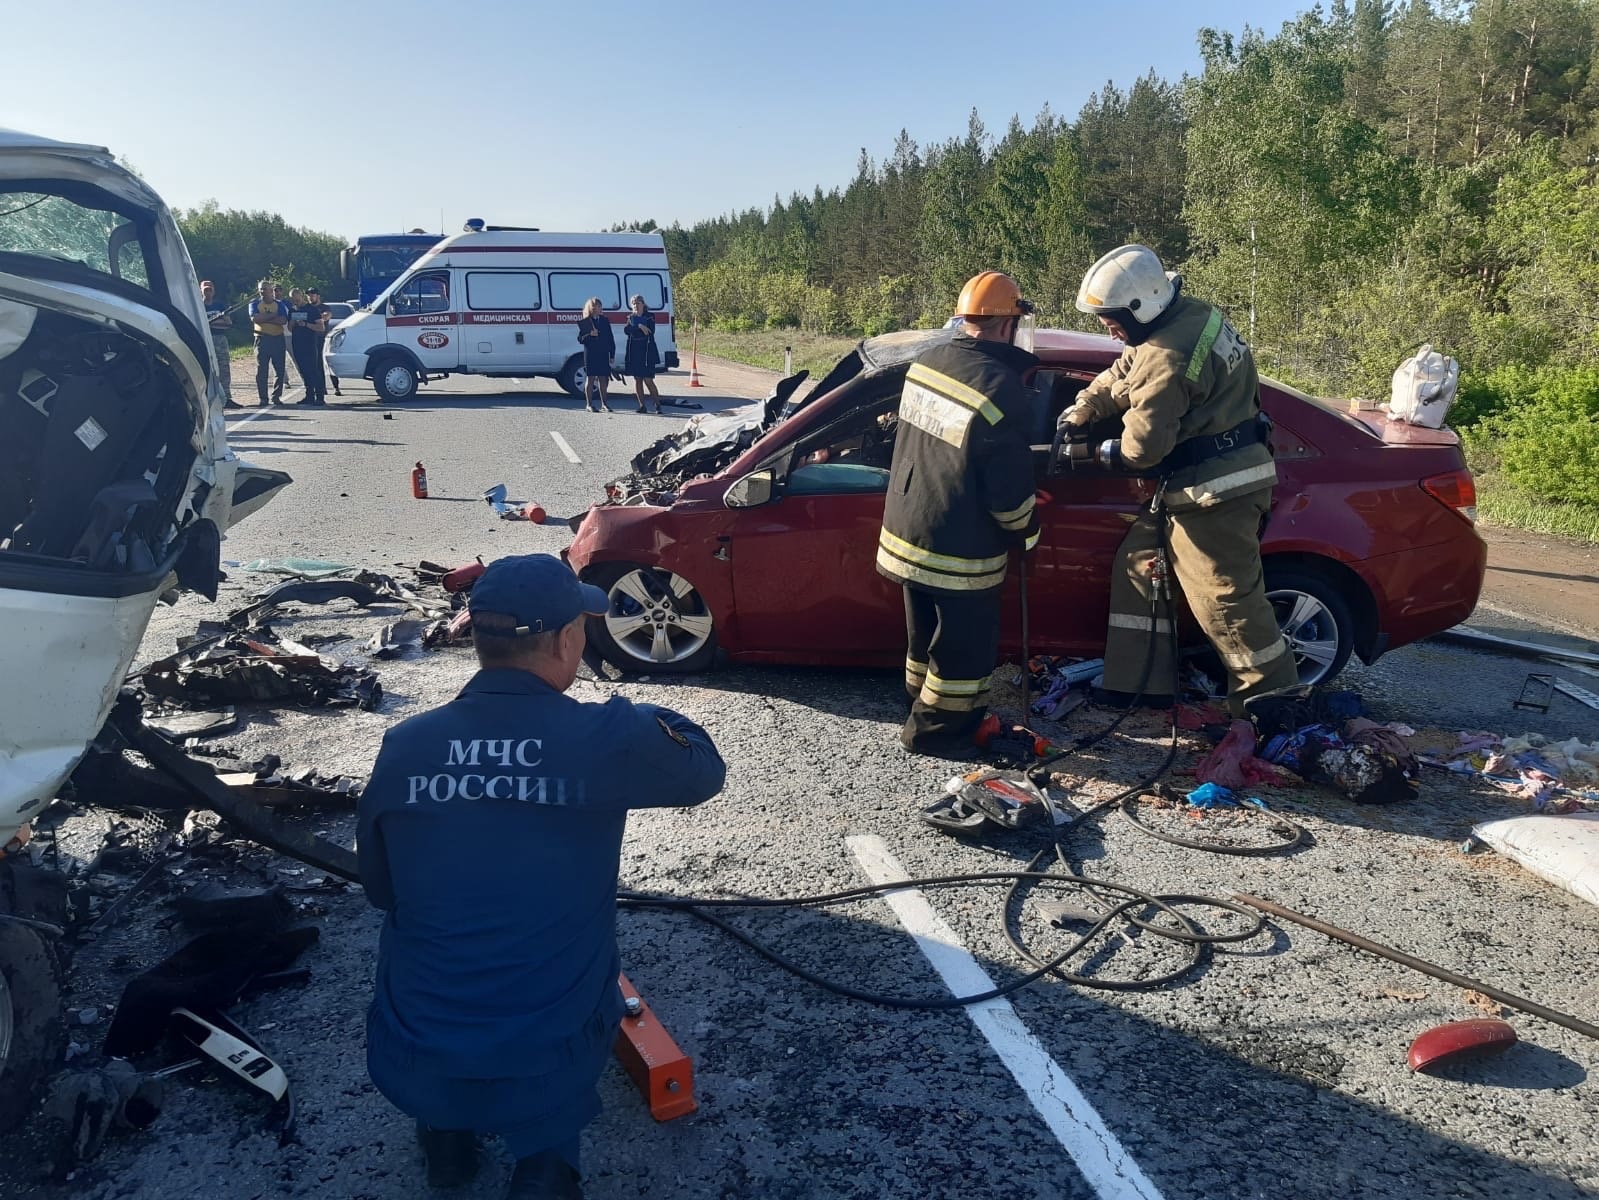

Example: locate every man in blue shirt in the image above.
[359,554,725,1199]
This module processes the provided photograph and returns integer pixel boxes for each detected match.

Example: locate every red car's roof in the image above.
[1031,328,1125,362]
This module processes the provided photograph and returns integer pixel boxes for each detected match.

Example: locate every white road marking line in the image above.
[550,431,582,464]
[226,406,272,431]
[847,835,1165,1200]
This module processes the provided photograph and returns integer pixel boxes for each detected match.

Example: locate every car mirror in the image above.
[725,469,776,509]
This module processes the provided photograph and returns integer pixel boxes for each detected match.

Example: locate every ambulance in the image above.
[324,227,680,402]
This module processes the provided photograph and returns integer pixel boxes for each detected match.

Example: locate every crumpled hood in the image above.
[628,370,813,481]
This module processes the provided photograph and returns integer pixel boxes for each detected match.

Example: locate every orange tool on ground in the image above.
[613,974,697,1121]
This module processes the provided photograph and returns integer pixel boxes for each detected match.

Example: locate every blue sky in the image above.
[4,0,1311,242]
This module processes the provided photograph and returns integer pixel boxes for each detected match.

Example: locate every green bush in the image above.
[1468,364,1599,508]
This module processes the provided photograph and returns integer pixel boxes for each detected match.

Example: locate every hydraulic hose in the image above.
[617,493,1285,1011]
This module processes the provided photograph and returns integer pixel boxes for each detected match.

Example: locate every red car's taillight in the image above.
[1421,469,1477,523]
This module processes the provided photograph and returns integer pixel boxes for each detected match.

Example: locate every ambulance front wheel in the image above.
[372,357,418,403]
[557,356,588,400]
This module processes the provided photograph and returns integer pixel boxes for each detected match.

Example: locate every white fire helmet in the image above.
[1075,244,1180,328]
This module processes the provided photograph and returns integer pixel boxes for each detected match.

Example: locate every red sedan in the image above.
[566,328,1485,685]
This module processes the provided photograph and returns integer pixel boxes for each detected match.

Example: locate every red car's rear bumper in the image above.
[1358,522,1486,657]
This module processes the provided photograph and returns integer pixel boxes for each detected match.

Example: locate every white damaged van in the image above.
[325,228,680,402]
[0,129,287,1125]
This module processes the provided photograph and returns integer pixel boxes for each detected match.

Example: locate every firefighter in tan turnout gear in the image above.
[1060,244,1297,715]
[878,271,1041,754]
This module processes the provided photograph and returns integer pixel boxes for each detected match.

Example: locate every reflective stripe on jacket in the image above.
[878,334,1039,593]
[1073,295,1275,510]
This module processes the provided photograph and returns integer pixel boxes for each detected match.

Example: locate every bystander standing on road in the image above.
[358,554,725,1199]
[248,278,290,406]
[623,294,662,414]
[577,297,616,413]
[293,286,330,405]
[200,279,235,407]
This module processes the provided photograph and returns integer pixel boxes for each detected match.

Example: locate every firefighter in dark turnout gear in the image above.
[1060,244,1297,716]
[878,271,1041,753]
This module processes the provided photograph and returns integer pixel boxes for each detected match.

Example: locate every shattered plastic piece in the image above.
[1407,1019,1516,1073]
[170,1007,296,1144]
[237,558,353,578]
[104,925,320,1058]
[424,608,474,648]
[144,708,237,739]
[227,577,384,626]
[366,618,427,659]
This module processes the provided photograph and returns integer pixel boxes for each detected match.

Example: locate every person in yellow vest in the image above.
[1059,244,1297,716]
[877,272,1041,755]
[248,278,290,406]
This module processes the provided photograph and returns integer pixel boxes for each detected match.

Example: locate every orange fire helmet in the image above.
[955,271,1033,318]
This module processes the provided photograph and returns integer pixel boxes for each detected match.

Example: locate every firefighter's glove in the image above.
[1056,403,1093,431]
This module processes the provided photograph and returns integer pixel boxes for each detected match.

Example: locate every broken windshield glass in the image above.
[0,189,151,289]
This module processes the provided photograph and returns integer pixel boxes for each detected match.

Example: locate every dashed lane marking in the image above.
[550,431,582,464]
[847,834,1166,1200]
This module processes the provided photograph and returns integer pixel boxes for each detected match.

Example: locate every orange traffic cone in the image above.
[688,318,704,388]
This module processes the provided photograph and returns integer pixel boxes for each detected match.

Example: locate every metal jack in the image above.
[614,974,698,1120]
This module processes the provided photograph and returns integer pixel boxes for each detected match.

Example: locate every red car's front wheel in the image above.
[585,562,718,674]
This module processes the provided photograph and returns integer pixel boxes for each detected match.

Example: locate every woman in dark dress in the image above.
[623,295,663,414]
[577,297,615,412]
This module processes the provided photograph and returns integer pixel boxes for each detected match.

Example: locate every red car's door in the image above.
[997,456,1152,657]
[725,468,903,661]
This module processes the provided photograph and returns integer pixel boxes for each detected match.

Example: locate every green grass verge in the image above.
[690,329,859,379]
[1475,471,1599,543]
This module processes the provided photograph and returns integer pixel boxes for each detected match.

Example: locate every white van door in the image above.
[384,269,459,373]
[548,269,624,374]
[461,269,547,373]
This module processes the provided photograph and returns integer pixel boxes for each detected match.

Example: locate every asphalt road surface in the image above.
[8,362,1597,1200]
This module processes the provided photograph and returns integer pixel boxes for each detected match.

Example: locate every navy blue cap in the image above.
[467,554,608,634]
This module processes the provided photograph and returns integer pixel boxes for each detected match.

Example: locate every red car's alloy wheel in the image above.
[589,564,717,672]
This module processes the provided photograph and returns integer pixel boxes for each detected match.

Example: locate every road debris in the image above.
[483,483,549,522]
[1407,1019,1517,1074]
[1419,730,1599,811]
[1234,894,1599,1042]
[143,707,237,739]
[44,1058,166,1173]
[366,618,428,659]
[142,628,382,710]
[1470,811,1599,908]
[104,924,319,1058]
[235,558,354,578]
[1194,720,1295,790]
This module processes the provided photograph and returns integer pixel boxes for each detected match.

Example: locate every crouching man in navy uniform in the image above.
[358,554,726,1199]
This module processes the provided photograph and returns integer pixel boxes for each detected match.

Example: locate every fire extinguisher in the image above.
[411,461,429,499]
